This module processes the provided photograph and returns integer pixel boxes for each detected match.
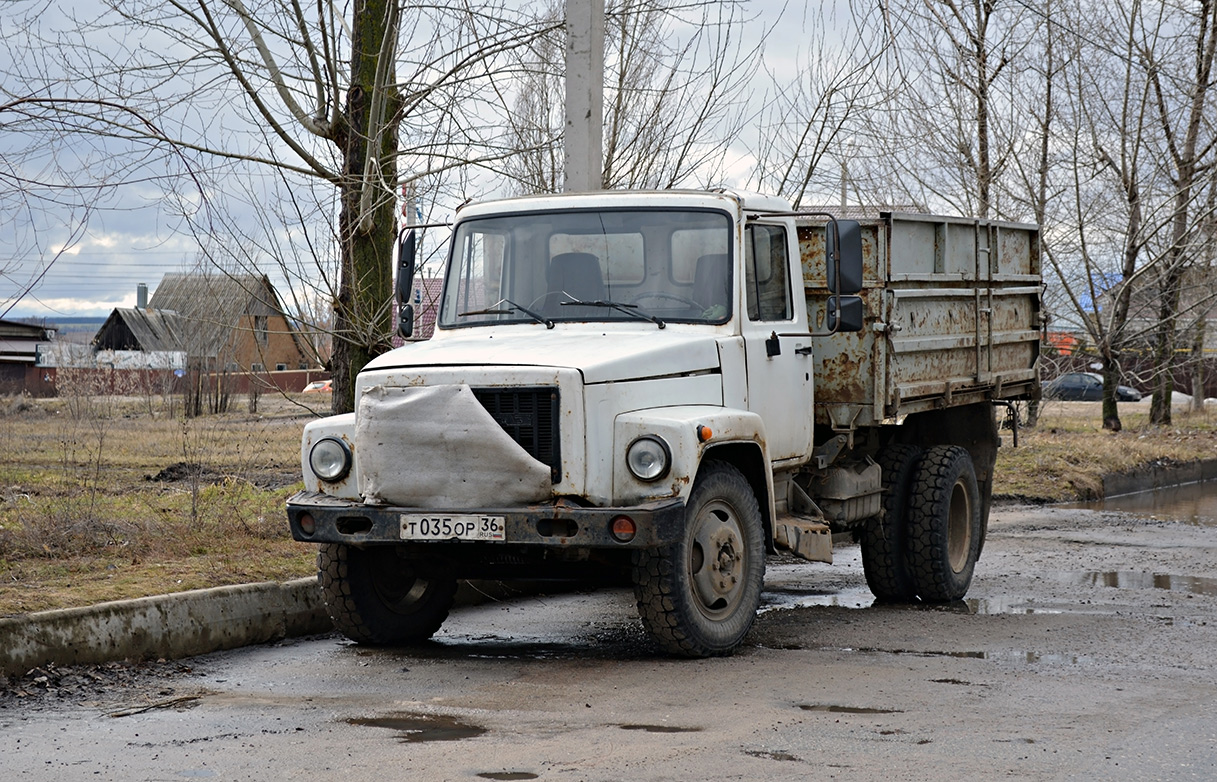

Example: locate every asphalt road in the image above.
[3,502,1216,781]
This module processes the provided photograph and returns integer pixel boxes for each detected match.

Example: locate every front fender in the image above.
[613,405,768,505]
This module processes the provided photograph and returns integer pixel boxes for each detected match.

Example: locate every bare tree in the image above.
[2,1,554,413]
[851,1,1033,219]
[1142,0,1217,424]
[747,3,891,209]
[505,0,761,194]
[1025,0,1159,431]
[1188,170,1217,410]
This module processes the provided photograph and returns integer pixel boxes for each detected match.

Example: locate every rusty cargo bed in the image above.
[797,212,1041,430]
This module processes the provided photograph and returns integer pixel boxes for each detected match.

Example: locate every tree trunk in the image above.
[1147,0,1217,424]
[1191,321,1207,412]
[1101,356,1122,431]
[1149,267,1180,425]
[331,0,399,415]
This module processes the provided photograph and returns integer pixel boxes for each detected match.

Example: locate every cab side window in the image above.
[745,224,792,321]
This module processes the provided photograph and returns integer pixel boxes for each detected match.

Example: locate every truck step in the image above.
[773,515,833,564]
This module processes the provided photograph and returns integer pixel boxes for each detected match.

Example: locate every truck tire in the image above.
[905,445,982,602]
[860,444,923,602]
[318,543,457,645]
[632,460,765,657]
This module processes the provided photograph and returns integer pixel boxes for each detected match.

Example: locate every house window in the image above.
[255,315,268,347]
[275,363,287,371]
[251,362,264,372]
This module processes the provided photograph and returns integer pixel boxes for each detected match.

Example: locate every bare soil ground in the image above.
[0,392,1214,617]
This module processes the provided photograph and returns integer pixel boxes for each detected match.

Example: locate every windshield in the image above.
[439,209,732,328]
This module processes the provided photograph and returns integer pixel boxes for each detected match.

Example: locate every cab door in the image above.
[741,223,813,463]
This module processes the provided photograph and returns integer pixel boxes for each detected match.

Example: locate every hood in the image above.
[365,326,721,384]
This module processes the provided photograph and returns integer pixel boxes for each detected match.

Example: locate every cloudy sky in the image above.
[1,0,845,322]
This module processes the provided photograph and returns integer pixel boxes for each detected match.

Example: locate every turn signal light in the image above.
[697,424,713,442]
[610,515,637,543]
[298,513,316,536]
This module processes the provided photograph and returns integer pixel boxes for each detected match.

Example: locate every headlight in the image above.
[626,435,670,482]
[309,437,352,482]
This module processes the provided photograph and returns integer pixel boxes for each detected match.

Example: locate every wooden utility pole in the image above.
[564,0,604,191]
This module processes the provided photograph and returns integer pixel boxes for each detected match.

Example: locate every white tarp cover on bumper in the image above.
[356,384,552,507]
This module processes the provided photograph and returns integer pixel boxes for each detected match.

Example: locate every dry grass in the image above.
[0,391,329,616]
[1,390,1214,617]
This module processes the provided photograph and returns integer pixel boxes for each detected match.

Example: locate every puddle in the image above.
[1070,480,1217,526]
[826,646,1086,665]
[477,774,539,781]
[762,571,1214,623]
[745,749,801,762]
[1063,571,1217,597]
[763,589,1077,617]
[799,704,901,714]
[421,623,654,661]
[964,596,1068,615]
[347,714,486,743]
[618,723,703,733]
[759,584,876,612]
[350,624,654,662]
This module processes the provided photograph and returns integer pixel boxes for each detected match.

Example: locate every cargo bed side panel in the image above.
[800,213,1041,430]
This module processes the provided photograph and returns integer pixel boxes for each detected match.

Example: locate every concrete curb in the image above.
[0,577,537,677]
[1101,458,1217,498]
[0,578,325,677]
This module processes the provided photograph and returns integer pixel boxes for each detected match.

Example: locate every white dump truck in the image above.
[287,189,1041,657]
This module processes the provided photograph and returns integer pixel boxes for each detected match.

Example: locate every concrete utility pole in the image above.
[564,0,604,192]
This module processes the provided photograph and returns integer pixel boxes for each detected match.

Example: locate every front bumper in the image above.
[286,491,687,549]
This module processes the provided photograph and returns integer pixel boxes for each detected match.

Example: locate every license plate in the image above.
[399,514,506,541]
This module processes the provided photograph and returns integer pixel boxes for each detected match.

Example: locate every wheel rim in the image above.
[689,499,747,620]
[947,478,973,573]
[368,552,433,615]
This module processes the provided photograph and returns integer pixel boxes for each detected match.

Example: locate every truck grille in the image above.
[471,387,561,482]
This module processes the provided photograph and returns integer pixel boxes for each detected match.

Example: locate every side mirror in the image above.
[826,220,863,295]
[397,303,415,339]
[827,295,863,333]
[396,230,417,307]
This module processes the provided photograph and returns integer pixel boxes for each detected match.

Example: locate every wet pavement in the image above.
[3,497,1217,780]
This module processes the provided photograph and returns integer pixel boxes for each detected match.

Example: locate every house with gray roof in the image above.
[93,274,311,373]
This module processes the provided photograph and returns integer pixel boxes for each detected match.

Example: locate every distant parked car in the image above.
[302,379,332,393]
[1043,372,1141,402]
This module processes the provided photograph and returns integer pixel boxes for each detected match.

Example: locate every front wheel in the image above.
[905,445,982,602]
[318,543,457,645]
[632,461,765,657]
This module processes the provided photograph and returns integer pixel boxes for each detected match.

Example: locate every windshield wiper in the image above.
[560,299,666,329]
[459,298,555,329]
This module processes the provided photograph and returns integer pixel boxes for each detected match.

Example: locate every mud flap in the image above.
[774,515,833,563]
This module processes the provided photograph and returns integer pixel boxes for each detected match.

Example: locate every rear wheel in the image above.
[905,445,982,602]
[860,444,923,602]
[632,461,765,657]
[318,543,457,645]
